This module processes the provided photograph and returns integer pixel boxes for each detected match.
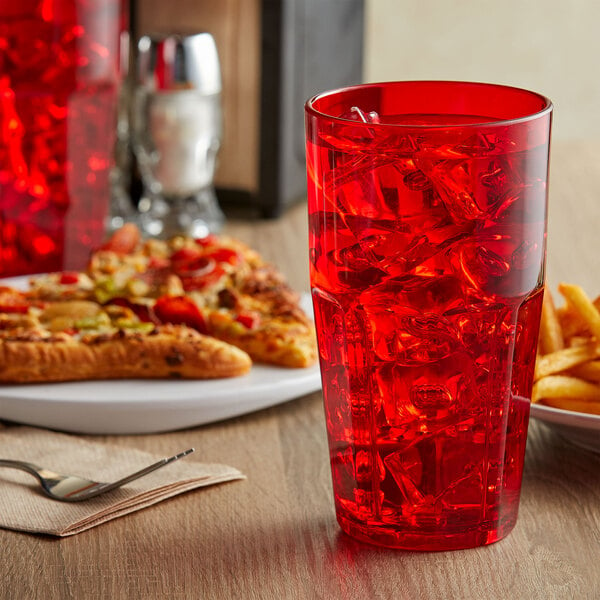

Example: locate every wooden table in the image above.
[2,141,599,599]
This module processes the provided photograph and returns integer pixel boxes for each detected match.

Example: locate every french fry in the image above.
[534,342,600,380]
[558,283,600,341]
[557,303,590,338]
[532,375,600,403]
[569,360,600,382]
[538,289,564,353]
[567,336,590,347]
[539,397,600,415]
[555,294,600,339]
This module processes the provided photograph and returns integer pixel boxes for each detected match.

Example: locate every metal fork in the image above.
[0,448,194,502]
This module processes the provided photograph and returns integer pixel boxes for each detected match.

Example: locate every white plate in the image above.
[530,403,600,453]
[0,279,321,434]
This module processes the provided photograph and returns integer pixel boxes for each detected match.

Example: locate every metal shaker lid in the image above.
[136,32,221,94]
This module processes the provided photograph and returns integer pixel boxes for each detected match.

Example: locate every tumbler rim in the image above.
[305,80,553,129]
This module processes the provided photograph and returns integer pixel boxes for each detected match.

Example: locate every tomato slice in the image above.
[235,311,261,329]
[58,272,79,285]
[175,256,216,278]
[153,296,207,333]
[170,242,237,290]
[206,248,239,266]
[180,264,225,291]
[0,287,30,313]
[0,303,29,314]
[170,247,202,267]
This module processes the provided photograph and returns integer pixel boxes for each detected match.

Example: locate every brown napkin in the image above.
[0,426,244,537]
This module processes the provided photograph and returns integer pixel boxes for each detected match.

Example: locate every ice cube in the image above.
[362,273,465,314]
[445,302,510,354]
[325,247,385,290]
[419,158,486,223]
[436,463,484,508]
[403,169,433,192]
[492,180,547,224]
[374,363,421,427]
[375,355,472,427]
[446,236,511,299]
[384,412,492,508]
[330,446,357,503]
[410,384,453,411]
[449,224,544,299]
[311,288,348,362]
[328,239,373,271]
[335,161,415,221]
[415,146,532,226]
[343,226,434,278]
[463,244,510,282]
[355,449,386,484]
[480,157,519,196]
[511,239,541,271]
[384,449,426,505]
[362,302,460,365]
[454,133,495,157]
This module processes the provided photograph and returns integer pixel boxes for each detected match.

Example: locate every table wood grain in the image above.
[1,140,600,600]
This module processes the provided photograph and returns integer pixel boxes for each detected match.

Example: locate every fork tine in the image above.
[83,448,196,497]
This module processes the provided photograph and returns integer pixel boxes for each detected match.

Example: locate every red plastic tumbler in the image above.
[305,81,552,550]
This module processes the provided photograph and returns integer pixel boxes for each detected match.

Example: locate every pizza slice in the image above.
[30,225,318,369]
[202,262,317,368]
[0,287,251,383]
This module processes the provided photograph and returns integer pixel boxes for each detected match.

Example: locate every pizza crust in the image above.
[207,314,318,368]
[0,325,251,383]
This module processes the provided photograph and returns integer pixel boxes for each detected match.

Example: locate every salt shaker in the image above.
[132,32,224,238]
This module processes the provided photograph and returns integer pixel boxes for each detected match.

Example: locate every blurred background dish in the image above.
[0,0,127,277]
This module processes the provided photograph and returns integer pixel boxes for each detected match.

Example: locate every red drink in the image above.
[0,0,124,277]
[305,81,552,550]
